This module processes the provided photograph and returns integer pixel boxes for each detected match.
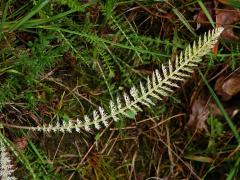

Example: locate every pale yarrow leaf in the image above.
[29,27,223,133]
[0,142,17,180]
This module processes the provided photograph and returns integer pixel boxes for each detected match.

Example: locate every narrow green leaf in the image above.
[172,8,197,37]
[199,70,240,144]
[219,0,240,9]
[1,10,75,30]
[227,152,240,180]
[198,0,215,28]
[9,0,50,32]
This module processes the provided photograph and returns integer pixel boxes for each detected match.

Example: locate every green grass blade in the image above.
[2,10,75,30]
[172,8,197,37]
[197,0,215,28]
[0,0,10,25]
[227,151,240,180]
[219,0,240,9]
[0,0,11,39]
[9,0,50,32]
[199,70,240,144]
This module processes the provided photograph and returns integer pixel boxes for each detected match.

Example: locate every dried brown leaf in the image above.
[187,97,210,132]
[216,8,240,40]
[215,68,240,101]
[186,96,232,133]
[187,79,239,133]
[187,91,223,133]
[14,137,28,151]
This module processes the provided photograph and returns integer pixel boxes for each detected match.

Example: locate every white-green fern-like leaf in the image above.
[30,27,224,133]
[0,142,16,180]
